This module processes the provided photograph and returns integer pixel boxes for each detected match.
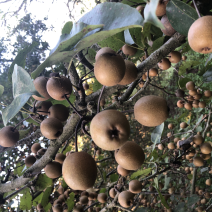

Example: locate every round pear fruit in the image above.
[55,153,66,164]
[97,193,107,203]
[35,101,52,116]
[0,126,19,147]
[62,152,97,190]
[118,191,134,208]
[32,76,51,101]
[109,188,116,198]
[95,47,116,61]
[90,110,130,150]
[193,135,204,145]
[155,0,169,17]
[25,155,36,167]
[200,143,212,154]
[122,44,137,56]
[157,58,171,70]
[31,143,41,154]
[40,118,63,140]
[168,51,182,63]
[117,165,130,177]
[161,15,176,36]
[48,104,69,122]
[118,60,138,85]
[94,53,126,86]
[193,156,204,167]
[115,141,145,170]
[188,16,212,54]
[134,95,168,127]
[148,68,158,77]
[46,76,72,101]
[44,161,62,179]
[129,180,142,193]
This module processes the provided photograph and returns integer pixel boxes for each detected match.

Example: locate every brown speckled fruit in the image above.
[149,68,158,77]
[161,15,176,36]
[25,155,36,167]
[35,101,52,116]
[134,95,168,127]
[204,90,212,97]
[129,180,142,194]
[55,153,66,164]
[168,123,174,129]
[177,100,184,108]
[188,16,212,54]
[168,51,182,63]
[182,55,187,61]
[157,58,171,70]
[52,204,63,212]
[94,53,126,86]
[180,122,188,129]
[118,60,138,85]
[62,152,97,190]
[80,196,88,205]
[200,143,212,154]
[118,191,134,208]
[90,110,130,151]
[184,102,192,110]
[95,47,116,61]
[83,83,89,90]
[97,193,107,203]
[186,81,195,90]
[117,165,130,177]
[109,188,116,198]
[46,76,72,101]
[73,205,84,212]
[193,135,204,145]
[199,101,206,108]
[44,161,62,179]
[32,76,51,101]
[0,126,19,147]
[122,44,137,56]
[31,143,41,154]
[155,0,169,17]
[193,156,204,167]
[48,104,69,122]
[115,141,145,170]
[40,118,63,140]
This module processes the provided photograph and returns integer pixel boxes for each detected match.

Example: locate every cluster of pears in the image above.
[24,143,46,167]
[158,123,212,167]
[176,81,211,110]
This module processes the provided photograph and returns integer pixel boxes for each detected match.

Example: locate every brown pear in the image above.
[46,76,72,101]
[55,153,66,164]
[31,143,41,154]
[35,101,52,116]
[40,118,63,140]
[155,0,169,17]
[161,15,176,36]
[129,180,142,193]
[25,155,36,167]
[115,141,145,170]
[168,51,182,63]
[32,76,51,101]
[0,126,19,147]
[95,47,116,61]
[90,110,130,150]
[118,191,134,208]
[44,161,62,179]
[62,152,97,190]
[158,58,171,70]
[117,165,130,177]
[97,193,107,203]
[122,44,137,56]
[48,104,69,122]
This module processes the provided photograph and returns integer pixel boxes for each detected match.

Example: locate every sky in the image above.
[0,0,96,49]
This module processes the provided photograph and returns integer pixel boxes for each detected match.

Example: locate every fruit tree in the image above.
[0,0,212,211]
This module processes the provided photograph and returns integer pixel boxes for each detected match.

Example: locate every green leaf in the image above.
[205,53,212,66]
[51,93,76,106]
[14,162,25,176]
[22,112,40,126]
[148,37,165,55]
[92,79,102,92]
[8,41,39,82]
[121,0,145,7]
[62,145,72,156]
[179,60,201,75]
[2,65,40,126]
[166,0,199,36]
[149,149,159,162]
[41,187,53,207]
[203,67,212,83]
[20,188,32,210]
[162,176,171,190]
[187,194,199,208]
[83,48,96,64]
[155,188,170,209]
[31,2,144,79]
[110,173,119,182]
[44,202,52,212]
[67,192,75,211]
[144,0,164,29]
[187,174,193,180]
[173,202,185,212]
[62,179,68,190]
[0,85,4,98]
[32,192,43,207]
[98,32,125,51]
[134,208,148,212]
[151,123,164,149]
[35,174,53,190]
[129,27,143,47]
[131,168,152,180]
[62,21,73,35]
[178,77,191,89]
[99,188,107,193]
[19,128,30,140]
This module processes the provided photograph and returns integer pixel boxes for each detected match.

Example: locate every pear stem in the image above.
[64,94,82,118]
[97,85,105,114]
[13,115,31,130]
[192,0,201,18]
